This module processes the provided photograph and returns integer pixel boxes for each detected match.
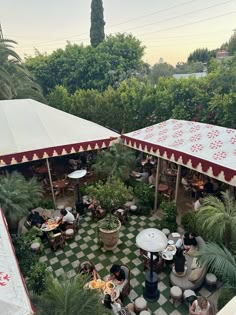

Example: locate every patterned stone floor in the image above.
[39,212,195,315]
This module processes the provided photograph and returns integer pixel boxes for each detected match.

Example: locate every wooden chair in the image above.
[48,232,65,251]
[89,205,106,221]
[140,249,164,273]
[120,265,131,300]
[114,208,129,225]
[163,188,174,202]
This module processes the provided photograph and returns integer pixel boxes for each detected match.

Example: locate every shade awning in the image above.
[0,99,119,166]
[122,119,236,186]
[0,208,35,315]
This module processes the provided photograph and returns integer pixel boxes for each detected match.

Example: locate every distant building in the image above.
[173,72,207,79]
[216,50,229,59]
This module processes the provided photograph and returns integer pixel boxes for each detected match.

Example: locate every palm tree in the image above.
[0,38,44,100]
[92,141,135,181]
[196,191,236,248]
[32,274,109,315]
[197,242,236,289]
[0,171,43,227]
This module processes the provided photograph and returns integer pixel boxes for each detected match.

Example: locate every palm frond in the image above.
[197,242,236,288]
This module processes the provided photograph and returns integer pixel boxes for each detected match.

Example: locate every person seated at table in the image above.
[211,178,220,193]
[136,166,149,183]
[103,293,122,315]
[108,264,126,291]
[181,175,190,187]
[27,210,46,228]
[58,209,75,231]
[173,248,186,276]
[148,168,156,186]
[182,232,197,251]
[204,177,214,194]
[79,261,98,280]
[193,197,203,211]
[189,296,214,315]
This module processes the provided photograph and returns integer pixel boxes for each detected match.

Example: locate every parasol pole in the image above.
[46,158,56,209]
[154,157,161,211]
[175,164,181,203]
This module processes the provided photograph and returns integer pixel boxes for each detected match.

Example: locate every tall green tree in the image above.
[0,38,44,100]
[90,0,105,47]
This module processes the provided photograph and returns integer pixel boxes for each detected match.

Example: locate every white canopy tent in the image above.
[122,119,236,208]
[0,208,35,315]
[0,99,119,166]
[0,99,119,206]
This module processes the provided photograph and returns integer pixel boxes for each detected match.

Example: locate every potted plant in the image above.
[86,177,132,250]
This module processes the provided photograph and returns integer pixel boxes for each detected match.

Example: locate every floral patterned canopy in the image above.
[122,119,236,186]
[0,208,35,314]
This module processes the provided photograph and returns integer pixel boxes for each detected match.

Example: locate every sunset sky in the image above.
[1,0,236,65]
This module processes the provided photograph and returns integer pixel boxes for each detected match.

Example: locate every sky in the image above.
[1,0,236,65]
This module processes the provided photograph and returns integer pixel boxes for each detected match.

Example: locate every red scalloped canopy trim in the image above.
[121,135,236,183]
[0,138,117,166]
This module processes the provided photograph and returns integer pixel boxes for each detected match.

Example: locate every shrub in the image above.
[159,200,178,231]
[38,198,54,209]
[217,288,236,311]
[181,212,198,234]
[28,262,48,295]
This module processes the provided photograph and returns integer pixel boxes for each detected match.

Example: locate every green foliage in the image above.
[38,198,54,210]
[92,142,135,181]
[12,234,37,277]
[197,242,236,289]
[28,262,48,294]
[0,38,44,100]
[181,212,198,235]
[85,177,132,212]
[149,60,174,84]
[90,0,105,47]
[32,273,108,315]
[187,48,213,63]
[159,201,177,231]
[196,191,236,249]
[217,288,236,311]
[25,34,145,94]
[0,172,43,225]
[133,182,154,215]
[85,177,132,230]
[175,61,205,74]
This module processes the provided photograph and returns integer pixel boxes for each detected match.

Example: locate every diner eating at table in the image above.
[27,209,46,228]
[108,264,126,291]
[173,248,186,276]
[182,232,197,252]
[58,208,75,231]
[79,261,98,280]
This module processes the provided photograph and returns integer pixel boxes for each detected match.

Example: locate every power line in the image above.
[119,0,234,33]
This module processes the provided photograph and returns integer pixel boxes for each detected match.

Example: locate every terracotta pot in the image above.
[99,220,121,250]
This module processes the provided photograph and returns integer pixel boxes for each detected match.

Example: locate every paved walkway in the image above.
[39,212,216,315]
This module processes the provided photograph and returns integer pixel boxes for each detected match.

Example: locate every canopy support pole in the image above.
[175,164,181,203]
[154,157,161,211]
[46,158,56,209]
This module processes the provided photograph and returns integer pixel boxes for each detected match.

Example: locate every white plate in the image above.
[168,240,174,245]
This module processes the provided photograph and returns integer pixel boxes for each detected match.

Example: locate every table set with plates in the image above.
[41,218,60,232]
[86,279,120,301]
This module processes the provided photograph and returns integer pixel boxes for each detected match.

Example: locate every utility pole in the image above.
[0,23,4,39]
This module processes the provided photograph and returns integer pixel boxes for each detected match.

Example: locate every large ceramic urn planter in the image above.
[99,220,121,251]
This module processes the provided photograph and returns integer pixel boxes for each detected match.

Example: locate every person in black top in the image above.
[173,248,186,275]
[182,232,197,251]
[204,177,214,194]
[27,210,45,227]
[108,264,126,284]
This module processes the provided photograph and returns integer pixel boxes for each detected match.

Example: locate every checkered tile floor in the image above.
[39,213,191,315]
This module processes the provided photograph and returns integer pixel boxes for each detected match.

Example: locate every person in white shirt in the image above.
[193,197,203,211]
[181,176,189,186]
[58,209,75,230]
[189,297,213,315]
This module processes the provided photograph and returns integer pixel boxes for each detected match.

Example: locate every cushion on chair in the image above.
[162,228,170,236]
[188,268,204,282]
[65,228,74,236]
[31,242,40,251]
[183,289,196,300]
[191,257,200,270]
[140,311,151,315]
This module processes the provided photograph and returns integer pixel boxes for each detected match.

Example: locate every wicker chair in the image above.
[48,232,65,251]
[140,249,164,273]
